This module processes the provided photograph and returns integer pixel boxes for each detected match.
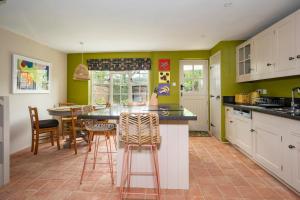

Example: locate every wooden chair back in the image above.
[119,112,160,145]
[82,105,94,113]
[28,106,40,131]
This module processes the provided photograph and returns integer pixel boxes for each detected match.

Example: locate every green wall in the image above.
[67,51,210,105]
[253,76,300,97]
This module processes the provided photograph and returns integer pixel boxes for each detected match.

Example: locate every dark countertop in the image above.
[224,103,300,121]
[78,105,197,121]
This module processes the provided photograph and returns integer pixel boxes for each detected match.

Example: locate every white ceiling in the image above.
[0,0,300,53]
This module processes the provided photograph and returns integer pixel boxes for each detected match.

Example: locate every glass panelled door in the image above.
[180,60,208,131]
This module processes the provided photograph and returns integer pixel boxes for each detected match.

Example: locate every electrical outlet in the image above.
[172,82,176,86]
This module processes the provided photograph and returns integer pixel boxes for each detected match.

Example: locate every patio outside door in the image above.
[180,60,208,131]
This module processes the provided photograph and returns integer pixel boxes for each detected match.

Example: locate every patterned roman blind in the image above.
[87,58,151,71]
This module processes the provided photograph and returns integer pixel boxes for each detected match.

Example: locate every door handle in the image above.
[180,84,184,91]
[288,145,296,149]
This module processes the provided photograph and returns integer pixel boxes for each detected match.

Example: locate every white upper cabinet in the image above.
[274,12,297,75]
[236,40,254,82]
[236,9,300,82]
[252,28,276,79]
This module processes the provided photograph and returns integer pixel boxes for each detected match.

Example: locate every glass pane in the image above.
[93,71,110,84]
[194,65,203,71]
[94,95,109,105]
[193,80,199,91]
[183,79,193,92]
[183,65,193,71]
[121,95,128,105]
[113,95,120,104]
[121,85,128,93]
[245,44,250,60]
[245,60,251,74]
[239,47,244,61]
[113,84,120,94]
[132,86,139,93]
[239,62,245,75]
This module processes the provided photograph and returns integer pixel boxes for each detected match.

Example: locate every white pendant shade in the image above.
[73,63,90,80]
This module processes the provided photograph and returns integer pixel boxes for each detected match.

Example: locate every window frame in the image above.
[90,70,150,105]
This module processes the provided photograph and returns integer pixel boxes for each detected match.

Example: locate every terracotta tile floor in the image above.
[0,137,299,200]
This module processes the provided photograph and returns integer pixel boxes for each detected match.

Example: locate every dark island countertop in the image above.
[224,103,300,121]
[78,104,197,121]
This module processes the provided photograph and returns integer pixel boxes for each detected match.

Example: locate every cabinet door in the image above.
[225,108,236,144]
[296,10,300,65]
[252,29,276,77]
[275,14,296,73]
[235,117,252,156]
[284,132,300,192]
[253,121,282,176]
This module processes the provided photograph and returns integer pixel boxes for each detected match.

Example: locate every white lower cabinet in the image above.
[252,115,283,177]
[225,107,252,156]
[226,108,300,192]
[235,115,252,156]
[225,107,236,144]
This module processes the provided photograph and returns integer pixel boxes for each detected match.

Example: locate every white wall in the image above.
[0,27,67,154]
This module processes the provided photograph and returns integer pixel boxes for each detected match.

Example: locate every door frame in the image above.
[179,59,209,131]
[209,51,222,139]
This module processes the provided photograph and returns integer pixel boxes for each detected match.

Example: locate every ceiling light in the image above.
[73,42,90,81]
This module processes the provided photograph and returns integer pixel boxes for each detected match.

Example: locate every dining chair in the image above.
[28,106,60,155]
[69,107,85,154]
[58,102,75,139]
[119,112,161,199]
[80,119,117,185]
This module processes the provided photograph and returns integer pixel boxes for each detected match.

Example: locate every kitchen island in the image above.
[79,104,197,190]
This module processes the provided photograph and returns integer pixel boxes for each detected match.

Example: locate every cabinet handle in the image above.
[250,129,255,132]
[229,121,233,123]
[210,123,215,127]
[266,63,272,66]
[289,57,295,61]
[210,95,215,98]
[297,55,300,59]
[288,145,296,149]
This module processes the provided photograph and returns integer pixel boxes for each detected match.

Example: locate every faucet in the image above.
[291,87,300,114]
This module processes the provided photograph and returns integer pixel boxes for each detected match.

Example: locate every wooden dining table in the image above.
[47,105,106,148]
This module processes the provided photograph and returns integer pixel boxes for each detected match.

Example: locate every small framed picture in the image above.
[12,54,51,94]
[158,59,170,71]
[158,72,170,84]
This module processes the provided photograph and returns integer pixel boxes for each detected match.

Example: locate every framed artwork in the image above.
[158,59,170,71]
[12,54,51,94]
[158,71,170,84]
[158,84,170,96]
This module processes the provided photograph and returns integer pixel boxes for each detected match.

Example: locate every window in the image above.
[182,64,204,93]
[90,70,149,105]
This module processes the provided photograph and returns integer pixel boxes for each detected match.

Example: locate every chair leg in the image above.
[60,118,65,139]
[34,132,39,155]
[56,128,60,150]
[120,145,129,199]
[106,136,114,184]
[73,129,77,155]
[93,136,100,169]
[50,131,54,146]
[113,133,117,150]
[80,132,93,184]
[152,145,161,199]
[31,131,35,152]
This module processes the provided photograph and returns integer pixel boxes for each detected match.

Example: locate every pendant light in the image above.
[73,42,90,80]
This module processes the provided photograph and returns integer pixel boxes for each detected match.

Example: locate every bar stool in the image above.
[119,112,161,200]
[80,120,116,184]
[28,106,60,155]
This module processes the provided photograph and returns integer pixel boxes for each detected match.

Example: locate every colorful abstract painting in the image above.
[158,84,170,96]
[12,54,51,93]
[158,71,170,84]
[158,59,170,71]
